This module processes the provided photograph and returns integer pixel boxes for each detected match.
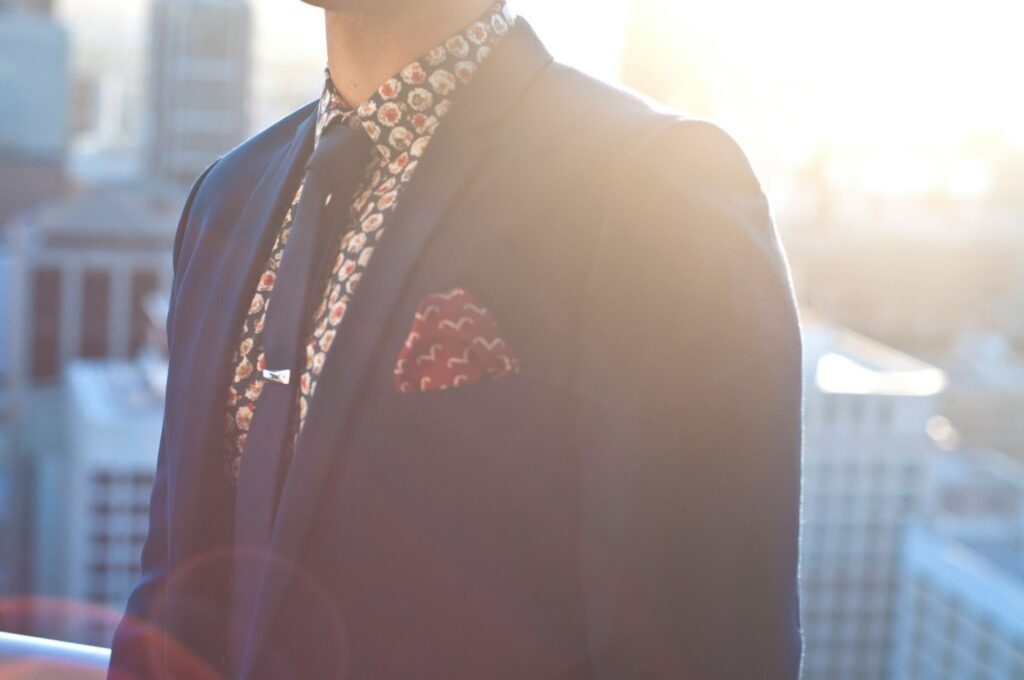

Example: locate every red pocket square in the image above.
[394,287,519,393]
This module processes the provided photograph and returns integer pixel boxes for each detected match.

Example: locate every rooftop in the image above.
[942,330,1024,391]
[7,181,185,251]
[802,311,947,396]
[907,525,1024,618]
[65,354,166,426]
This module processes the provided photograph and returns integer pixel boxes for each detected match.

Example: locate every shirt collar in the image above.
[314,0,516,158]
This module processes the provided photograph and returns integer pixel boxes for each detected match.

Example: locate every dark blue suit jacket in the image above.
[109,19,802,680]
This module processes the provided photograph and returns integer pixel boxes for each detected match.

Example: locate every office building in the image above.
[2,204,166,629]
[148,0,251,184]
[3,182,179,427]
[30,354,166,646]
[0,0,52,12]
[0,6,68,224]
[799,315,947,679]
[0,5,66,152]
[891,452,1024,679]
[939,332,1024,462]
[0,425,23,633]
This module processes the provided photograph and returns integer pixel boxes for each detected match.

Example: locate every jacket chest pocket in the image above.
[360,373,574,517]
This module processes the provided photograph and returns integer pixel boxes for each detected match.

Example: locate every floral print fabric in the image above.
[222,1,515,484]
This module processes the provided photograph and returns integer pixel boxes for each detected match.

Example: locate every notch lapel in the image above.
[168,103,317,567]
[236,20,554,677]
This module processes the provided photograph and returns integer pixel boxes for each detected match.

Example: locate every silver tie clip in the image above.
[262,368,291,385]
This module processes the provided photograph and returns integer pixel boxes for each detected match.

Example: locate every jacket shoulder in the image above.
[523,61,757,179]
[170,100,316,280]
[514,61,761,212]
[527,62,689,154]
[191,99,318,209]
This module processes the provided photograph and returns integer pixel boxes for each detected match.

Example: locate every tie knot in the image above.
[305,121,375,195]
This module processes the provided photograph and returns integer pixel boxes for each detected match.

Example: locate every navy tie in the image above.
[229,120,373,672]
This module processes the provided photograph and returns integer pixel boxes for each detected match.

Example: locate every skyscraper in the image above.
[0,0,53,14]
[891,451,1024,679]
[147,0,251,185]
[0,4,68,224]
[0,3,68,617]
[4,182,179,413]
[939,332,1024,463]
[799,315,947,679]
[30,354,166,646]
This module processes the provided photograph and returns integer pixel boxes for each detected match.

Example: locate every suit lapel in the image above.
[237,20,554,675]
[169,104,317,566]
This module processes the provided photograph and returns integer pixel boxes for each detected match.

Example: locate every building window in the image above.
[130,269,160,354]
[81,269,111,357]
[877,400,892,429]
[823,396,837,424]
[31,267,62,380]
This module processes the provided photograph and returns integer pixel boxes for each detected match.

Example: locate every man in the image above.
[108,0,803,678]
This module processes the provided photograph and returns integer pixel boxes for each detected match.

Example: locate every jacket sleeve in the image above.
[575,119,803,679]
[107,160,219,680]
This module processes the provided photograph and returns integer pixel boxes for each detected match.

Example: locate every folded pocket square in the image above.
[394,287,519,393]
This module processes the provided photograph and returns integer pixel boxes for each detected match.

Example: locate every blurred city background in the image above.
[0,0,1022,678]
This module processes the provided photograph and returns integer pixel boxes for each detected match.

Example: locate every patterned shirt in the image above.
[222,1,516,485]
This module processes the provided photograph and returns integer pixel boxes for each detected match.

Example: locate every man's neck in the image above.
[324,0,494,106]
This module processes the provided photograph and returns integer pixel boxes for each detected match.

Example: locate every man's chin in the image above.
[298,0,377,9]
[299,0,410,11]
[298,0,345,9]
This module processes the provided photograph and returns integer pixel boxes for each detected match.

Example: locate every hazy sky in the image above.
[55,0,1024,200]
[257,0,1024,152]
[59,0,1024,148]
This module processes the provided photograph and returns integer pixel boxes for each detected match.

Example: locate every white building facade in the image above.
[32,355,165,646]
[799,317,947,679]
[891,452,1024,679]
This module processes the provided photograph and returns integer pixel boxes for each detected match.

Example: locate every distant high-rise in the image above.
[0,183,177,629]
[0,9,68,159]
[0,0,53,14]
[29,355,165,646]
[0,5,68,223]
[891,452,1024,679]
[4,183,179,408]
[799,315,947,679]
[940,332,1024,462]
[148,0,251,185]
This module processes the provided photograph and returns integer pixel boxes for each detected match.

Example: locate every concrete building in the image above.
[0,59,78,606]
[0,0,52,12]
[148,0,251,185]
[891,451,1024,679]
[4,182,179,413]
[799,315,947,679]
[938,332,1024,462]
[30,353,166,646]
[0,424,22,631]
[0,5,66,155]
[0,5,69,224]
